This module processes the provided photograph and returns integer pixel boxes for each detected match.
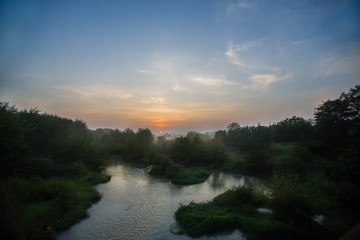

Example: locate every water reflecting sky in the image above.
[58,163,268,240]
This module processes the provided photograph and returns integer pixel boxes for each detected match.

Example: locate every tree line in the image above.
[174,85,360,239]
[0,104,110,240]
[1,85,359,239]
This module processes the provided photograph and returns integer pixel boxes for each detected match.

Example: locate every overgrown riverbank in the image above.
[1,85,359,239]
[0,103,111,240]
[175,182,343,239]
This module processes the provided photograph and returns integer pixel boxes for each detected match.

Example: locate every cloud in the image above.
[192,76,237,86]
[225,41,259,68]
[248,74,290,90]
[173,83,188,92]
[226,0,254,16]
[55,85,132,100]
[142,97,166,104]
[137,69,156,74]
[315,50,360,78]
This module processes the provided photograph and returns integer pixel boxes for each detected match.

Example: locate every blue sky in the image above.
[1,0,359,133]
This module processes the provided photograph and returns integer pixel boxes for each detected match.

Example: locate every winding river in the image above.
[58,161,269,240]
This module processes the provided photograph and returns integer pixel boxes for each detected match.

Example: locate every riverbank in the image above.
[175,185,341,240]
[58,163,262,240]
[148,165,211,185]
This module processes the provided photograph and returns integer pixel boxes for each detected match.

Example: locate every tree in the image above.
[214,130,226,142]
[270,173,315,222]
[270,116,314,142]
[157,136,166,145]
[314,85,360,139]
[136,128,154,147]
[226,122,241,146]
[0,103,28,178]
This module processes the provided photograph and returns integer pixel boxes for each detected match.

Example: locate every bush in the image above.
[270,173,315,222]
[171,168,210,185]
[213,185,254,207]
[243,148,271,173]
[278,142,315,175]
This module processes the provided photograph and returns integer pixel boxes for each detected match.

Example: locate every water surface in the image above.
[58,162,268,240]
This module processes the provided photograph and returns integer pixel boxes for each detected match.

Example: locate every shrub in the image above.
[213,185,254,207]
[243,148,271,173]
[270,173,315,222]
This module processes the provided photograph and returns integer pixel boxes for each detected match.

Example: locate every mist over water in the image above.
[58,162,268,240]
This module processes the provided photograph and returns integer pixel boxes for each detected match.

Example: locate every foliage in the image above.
[0,176,105,240]
[315,85,360,139]
[171,168,210,185]
[270,173,315,222]
[175,183,339,239]
[0,103,28,179]
[269,116,314,142]
[213,185,256,207]
[214,129,226,141]
[226,123,271,149]
[2,85,360,239]
[0,103,110,240]
[93,127,154,162]
[278,142,316,175]
[242,148,271,173]
[175,185,265,238]
[148,153,210,184]
[269,172,336,223]
[171,135,227,166]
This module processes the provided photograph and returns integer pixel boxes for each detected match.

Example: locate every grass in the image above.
[1,169,111,240]
[171,168,210,185]
[174,185,340,239]
[147,163,211,185]
[23,177,105,236]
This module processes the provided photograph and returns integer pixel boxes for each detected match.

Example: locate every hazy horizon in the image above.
[1,0,359,134]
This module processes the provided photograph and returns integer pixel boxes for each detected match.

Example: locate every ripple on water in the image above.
[58,163,267,240]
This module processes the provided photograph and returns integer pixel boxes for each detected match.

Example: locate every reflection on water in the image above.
[58,162,268,240]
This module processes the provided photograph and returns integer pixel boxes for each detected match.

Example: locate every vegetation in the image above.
[171,168,210,185]
[1,85,359,239]
[175,184,339,240]
[94,128,227,185]
[0,103,110,240]
[175,85,360,239]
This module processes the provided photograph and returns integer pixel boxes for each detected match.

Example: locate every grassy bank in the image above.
[1,170,111,240]
[148,164,211,185]
[175,185,340,240]
[171,168,210,185]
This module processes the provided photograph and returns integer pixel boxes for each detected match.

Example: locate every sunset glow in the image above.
[0,0,359,133]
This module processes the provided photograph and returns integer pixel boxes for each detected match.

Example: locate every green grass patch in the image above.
[22,177,105,237]
[147,164,166,175]
[171,168,210,185]
[1,170,111,240]
[174,185,339,239]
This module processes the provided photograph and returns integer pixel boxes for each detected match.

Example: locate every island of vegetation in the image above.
[173,85,360,239]
[1,85,359,240]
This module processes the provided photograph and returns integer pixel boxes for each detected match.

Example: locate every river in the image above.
[58,161,269,240]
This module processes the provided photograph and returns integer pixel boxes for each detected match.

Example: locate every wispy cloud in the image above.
[225,41,259,68]
[173,83,188,92]
[142,97,166,104]
[55,85,132,100]
[192,76,237,86]
[315,49,360,78]
[226,0,254,16]
[137,69,156,74]
[248,74,290,90]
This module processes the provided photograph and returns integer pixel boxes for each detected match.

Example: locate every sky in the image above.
[0,0,359,133]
